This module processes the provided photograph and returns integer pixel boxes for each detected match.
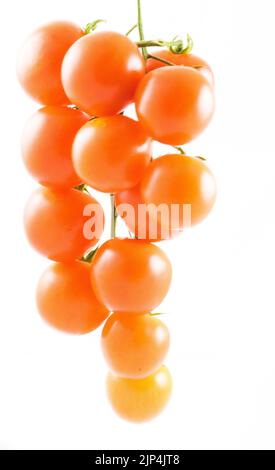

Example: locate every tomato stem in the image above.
[126,24,138,36]
[110,194,117,238]
[84,19,105,34]
[74,183,90,194]
[136,34,193,55]
[173,146,186,155]
[81,247,98,263]
[137,0,148,60]
[147,53,175,67]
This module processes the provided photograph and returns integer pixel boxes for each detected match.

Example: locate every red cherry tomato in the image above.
[115,181,174,241]
[62,31,145,116]
[102,312,170,378]
[146,50,214,86]
[24,187,104,261]
[106,365,172,422]
[72,115,151,193]
[37,261,109,334]
[135,66,215,145]
[141,154,216,230]
[17,21,83,105]
[22,106,89,189]
[90,238,172,312]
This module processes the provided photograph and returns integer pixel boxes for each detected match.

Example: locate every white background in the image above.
[0,0,275,450]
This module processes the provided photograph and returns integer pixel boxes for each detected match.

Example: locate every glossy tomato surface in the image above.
[146,50,214,86]
[37,261,109,334]
[141,154,216,230]
[24,187,104,261]
[72,115,151,193]
[90,238,172,312]
[102,312,170,378]
[62,31,145,116]
[135,66,215,145]
[22,106,89,189]
[106,365,172,422]
[17,21,83,105]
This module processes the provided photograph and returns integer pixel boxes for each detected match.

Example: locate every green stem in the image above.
[84,19,105,34]
[137,0,148,59]
[173,146,186,155]
[74,183,90,194]
[110,194,117,238]
[81,247,98,263]
[147,53,175,67]
[126,23,138,36]
[136,39,165,48]
[136,34,193,55]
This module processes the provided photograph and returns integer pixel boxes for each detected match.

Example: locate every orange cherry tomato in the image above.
[37,261,109,334]
[106,365,172,422]
[135,66,215,145]
[22,106,89,189]
[90,238,172,312]
[141,154,216,230]
[62,31,145,116]
[72,115,152,193]
[102,312,170,378]
[24,187,104,261]
[17,21,83,105]
[115,181,174,241]
[146,50,214,86]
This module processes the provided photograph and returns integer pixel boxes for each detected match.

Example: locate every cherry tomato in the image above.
[24,187,104,261]
[62,31,145,116]
[90,238,172,312]
[72,115,151,193]
[135,66,215,145]
[146,50,214,86]
[106,365,172,422]
[115,181,174,241]
[141,154,216,230]
[102,312,170,378]
[17,21,83,105]
[22,106,89,189]
[37,261,109,334]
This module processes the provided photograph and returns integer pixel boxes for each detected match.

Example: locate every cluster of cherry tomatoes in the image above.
[17,2,216,422]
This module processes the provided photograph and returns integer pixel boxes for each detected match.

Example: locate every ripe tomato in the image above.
[115,182,174,241]
[62,31,145,116]
[141,154,216,229]
[102,312,170,378]
[135,66,215,145]
[22,106,89,189]
[24,187,104,261]
[90,238,172,312]
[37,261,109,334]
[72,115,151,193]
[106,365,172,422]
[146,50,214,86]
[17,21,83,105]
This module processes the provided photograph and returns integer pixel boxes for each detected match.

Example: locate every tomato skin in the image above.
[37,261,109,334]
[62,31,145,116]
[22,106,89,189]
[17,21,83,105]
[102,312,170,378]
[135,66,215,145]
[106,365,172,422]
[115,182,176,241]
[146,50,214,86]
[90,238,172,312]
[141,154,216,229]
[72,115,152,193]
[24,187,104,262]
